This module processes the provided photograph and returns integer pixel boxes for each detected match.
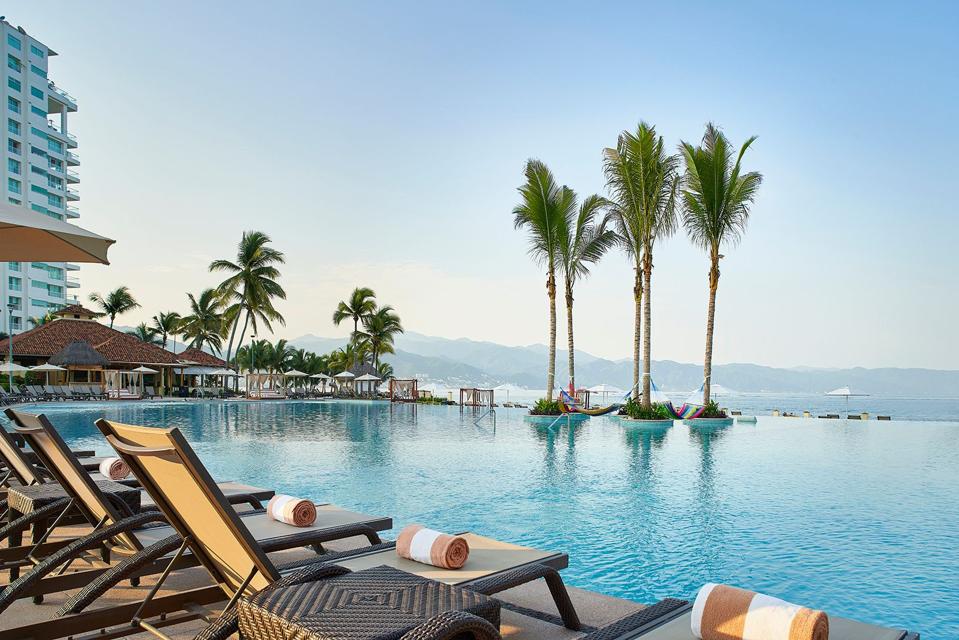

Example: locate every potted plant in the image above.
[684,400,734,427]
[524,397,587,423]
[618,398,674,427]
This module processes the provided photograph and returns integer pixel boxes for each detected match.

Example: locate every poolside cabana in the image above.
[389,378,418,402]
[311,372,333,395]
[48,339,110,390]
[460,387,494,408]
[245,370,286,399]
[284,369,308,392]
[354,373,381,397]
[333,370,355,395]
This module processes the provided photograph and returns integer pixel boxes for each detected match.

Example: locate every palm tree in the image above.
[128,323,161,345]
[235,339,269,373]
[681,123,762,404]
[179,289,225,355]
[151,311,182,350]
[513,159,575,400]
[328,342,368,374]
[333,287,377,339]
[557,194,617,390]
[210,231,286,366]
[89,286,140,329]
[28,311,57,328]
[604,122,680,405]
[356,306,403,368]
[376,361,394,379]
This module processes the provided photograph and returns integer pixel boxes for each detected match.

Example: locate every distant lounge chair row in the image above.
[0,408,921,640]
[0,384,107,404]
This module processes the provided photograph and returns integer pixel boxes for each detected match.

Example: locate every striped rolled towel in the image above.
[396,524,470,569]
[98,457,131,481]
[266,495,317,527]
[692,584,829,640]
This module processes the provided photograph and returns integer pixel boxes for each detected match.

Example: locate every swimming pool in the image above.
[7,401,957,638]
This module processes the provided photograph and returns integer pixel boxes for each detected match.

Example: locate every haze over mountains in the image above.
[290,331,959,397]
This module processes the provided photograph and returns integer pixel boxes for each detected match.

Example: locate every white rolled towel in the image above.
[98,457,131,481]
[691,583,829,640]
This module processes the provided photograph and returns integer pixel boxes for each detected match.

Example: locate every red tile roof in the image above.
[176,347,227,367]
[54,304,101,319]
[0,318,181,365]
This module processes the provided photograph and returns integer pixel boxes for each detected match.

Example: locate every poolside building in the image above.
[1,19,82,335]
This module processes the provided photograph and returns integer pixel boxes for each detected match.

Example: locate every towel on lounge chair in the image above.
[266,494,317,527]
[691,583,828,640]
[396,524,470,569]
[98,456,131,480]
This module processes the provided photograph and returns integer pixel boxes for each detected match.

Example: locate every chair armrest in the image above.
[468,563,581,630]
[401,610,501,640]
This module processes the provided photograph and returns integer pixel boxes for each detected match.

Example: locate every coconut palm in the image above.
[329,342,369,374]
[127,323,161,345]
[179,289,225,355]
[557,194,617,390]
[235,339,269,373]
[151,311,182,350]
[28,311,57,328]
[376,361,394,379]
[210,231,286,366]
[681,123,762,404]
[332,287,377,339]
[603,122,680,404]
[88,286,140,329]
[356,306,403,368]
[513,159,575,400]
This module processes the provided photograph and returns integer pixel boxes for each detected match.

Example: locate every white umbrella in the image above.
[333,371,355,379]
[210,368,239,377]
[826,386,868,413]
[0,202,115,263]
[588,383,625,404]
[30,362,65,386]
[283,369,308,377]
[355,373,381,381]
[131,366,158,373]
[311,373,332,380]
[0,362,30,373]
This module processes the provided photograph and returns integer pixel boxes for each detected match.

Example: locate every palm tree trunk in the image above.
[632,264,643,397]
[224,309,241,366]
[235,310,251,369]
[546,271,557,400]
[703,249,721,405]
[642,249,653,406]
[109,314,115,329]
[565,280,575,392]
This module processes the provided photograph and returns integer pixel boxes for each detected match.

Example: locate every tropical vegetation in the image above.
[88,286,140,328]
[127,322,161,345]
[333,287,377,338]
[179,289,226,355]
[151,311,181,350]
[621,398,672,420]
[529,397,562,416]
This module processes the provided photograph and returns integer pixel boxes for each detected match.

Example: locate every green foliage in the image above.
[416,395,451,405]
[530,397,562,416]
[180,289,226,355]
[333,287,377,337]
[88,286,140,328]
[622,398,672,420]
[698,400,728,419]
[127,322,161,345]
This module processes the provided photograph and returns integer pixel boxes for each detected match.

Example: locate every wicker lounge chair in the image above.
[5,418,581,640]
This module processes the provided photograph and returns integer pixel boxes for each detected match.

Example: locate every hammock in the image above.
[649,379,706,420]
[559,389,630,416]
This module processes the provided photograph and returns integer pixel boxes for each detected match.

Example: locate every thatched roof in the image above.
[48,340,110,368]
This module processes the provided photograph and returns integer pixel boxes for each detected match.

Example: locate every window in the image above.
[31,263,63,280]
[8,277,22,292]
[8,262,20,271]
[7,178,20,194]
[8,296,21,310]
[30,65,46,79]
[7,34,21,51]
[47,175,62,190]
[7,54,21,72]
[47,193,62,208]
[7,96,19,113]
[7,139,21,155]
[7,158,20,175]
[7,197,20,205]
[30,203,62,220]
[47,138,62,153]
[30,86,43,99]
[10,316,21,331]
[7,77,21,92]
[31,165,46,176]
[30,145,46,158]
[7,118,20,136]
[30,105,45,117]
[30,45,44,58]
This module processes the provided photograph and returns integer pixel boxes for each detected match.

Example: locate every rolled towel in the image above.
[98,457,131,481]
[396,524,470,569]
[266,495,317,527]
[691,584,829,640]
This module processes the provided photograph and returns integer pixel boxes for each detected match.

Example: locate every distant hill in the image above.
[290,331,959,397]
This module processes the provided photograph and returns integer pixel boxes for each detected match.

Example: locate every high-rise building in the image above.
[1,19,80,335]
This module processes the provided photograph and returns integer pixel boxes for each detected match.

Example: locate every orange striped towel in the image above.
[266,495,317,527]
[98,457,130,481]
[692,584,829,640]
[396,524,470,569]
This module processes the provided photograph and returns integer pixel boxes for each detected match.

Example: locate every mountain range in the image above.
[289,331,959,397]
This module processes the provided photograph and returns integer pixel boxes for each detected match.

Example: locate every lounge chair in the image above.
[0,410,390,614]
[12,418,582,640]
[143,386,160,399]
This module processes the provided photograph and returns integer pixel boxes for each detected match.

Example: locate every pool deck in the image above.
[1,524,651,639]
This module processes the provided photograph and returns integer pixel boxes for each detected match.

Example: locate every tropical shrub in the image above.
[698,400,728,419]
[530,397,562,416]
[621,398,672,420]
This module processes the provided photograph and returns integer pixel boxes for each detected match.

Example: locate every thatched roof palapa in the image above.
[49,340,110,368]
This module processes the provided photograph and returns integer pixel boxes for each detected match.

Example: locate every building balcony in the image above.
[65,262,80,271]
[65,206,80,218]
[66,276,80,288]
[66,151,79,166]
[66,169,79,183]
[66,188,79,201]
[46,81,77,111]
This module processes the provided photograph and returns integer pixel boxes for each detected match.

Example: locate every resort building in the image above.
[0,19,80,335]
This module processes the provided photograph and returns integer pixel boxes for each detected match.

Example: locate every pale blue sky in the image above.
[11,1,957,368]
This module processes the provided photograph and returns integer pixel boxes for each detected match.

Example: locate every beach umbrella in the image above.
[284,369,308,377]
[130,366,158,396]
[826,386,868,413]
[588,383,624,404]
[0,361,29,373]
[333,371,355,379]
[311,373,332,379]
[0,202,115,263]
[493,383,523,404]
[30,362,65,386]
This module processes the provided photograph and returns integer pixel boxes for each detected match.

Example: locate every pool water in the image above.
[8,401,957,638]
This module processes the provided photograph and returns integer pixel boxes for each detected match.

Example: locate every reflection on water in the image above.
[5,401,958,638]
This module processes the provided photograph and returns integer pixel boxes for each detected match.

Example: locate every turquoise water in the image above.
[7,401,957,638]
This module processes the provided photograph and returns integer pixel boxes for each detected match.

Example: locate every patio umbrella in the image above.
[1,361,29,391]
[588,383,624,404]
[0,202,115,263]
[30,362,65,385]
[825,386,869,414]
[130,366,158,396]
[283,369,307,377]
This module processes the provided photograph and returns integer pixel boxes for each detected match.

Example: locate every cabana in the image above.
[48,339,109,391]
[311,372,333,395]
[333,370,355,395]
[105,365,156,399]
[389,378,419,402]
[354,372,381,397]
[460,387,494,408]
[245,370,286,400]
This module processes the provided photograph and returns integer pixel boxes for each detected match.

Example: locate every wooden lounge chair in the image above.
[7,419,581,640]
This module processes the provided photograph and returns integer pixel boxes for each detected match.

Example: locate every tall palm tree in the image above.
[151,311,182,350]
[557,194,617,390]
[210,231,286,366]
[681,123,762,404]
[513,159,575,400]
[329,342,368,374]
[88,286,140,329]
[333,287,377,339]
[356,306,403,367]
[127,323,161,345]
[604,122,680,405]
[235,339,269,373]
[376,361,394,379]
[179,289,225,355]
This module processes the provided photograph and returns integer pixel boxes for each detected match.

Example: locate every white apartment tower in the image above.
[1,20,80,335]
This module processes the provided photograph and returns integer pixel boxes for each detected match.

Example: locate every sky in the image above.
[9,1,957,369]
